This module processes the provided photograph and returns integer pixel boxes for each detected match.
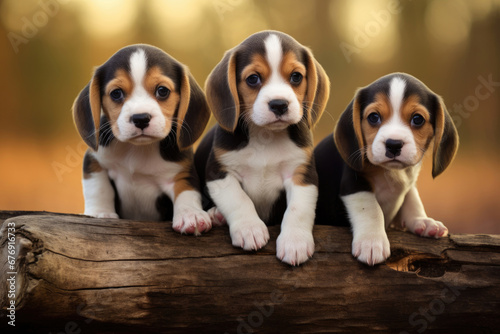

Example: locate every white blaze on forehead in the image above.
[252,33,302,127]
[264,34,283,78]
[129,48,148,89]
[389,76,406,114]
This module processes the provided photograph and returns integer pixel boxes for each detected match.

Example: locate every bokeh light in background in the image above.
[0,0,499,233]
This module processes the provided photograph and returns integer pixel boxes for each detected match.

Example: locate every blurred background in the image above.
[0,0,499,233]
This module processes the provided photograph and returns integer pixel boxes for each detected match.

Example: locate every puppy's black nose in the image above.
[385,139,403,158]
[268,99,288,116]
[130,113,151,130]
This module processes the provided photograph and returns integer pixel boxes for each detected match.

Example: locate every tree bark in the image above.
[1,211,499,333]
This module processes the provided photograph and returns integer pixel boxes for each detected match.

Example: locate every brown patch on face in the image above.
[280,51,307,105]
[144,66,179,126]
[101,67,180,139]
[238,54,270,114]
[102,69,133,136]
[401,94,434,154]
[361,92,392,157]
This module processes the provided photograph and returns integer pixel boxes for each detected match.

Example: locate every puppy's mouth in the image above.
[127,133,163,145]
[265,119,292,130]
[383,159,407,169]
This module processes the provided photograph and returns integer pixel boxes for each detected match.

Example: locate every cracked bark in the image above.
[1,211,499,333]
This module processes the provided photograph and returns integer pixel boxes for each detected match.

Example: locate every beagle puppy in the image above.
[314,73,459,265]
[195,31,330,265]
[73,44,211,235]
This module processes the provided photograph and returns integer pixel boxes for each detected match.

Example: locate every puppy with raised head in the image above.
[73,44,211,235]
[195,30,330,265]
[314,73,459,265]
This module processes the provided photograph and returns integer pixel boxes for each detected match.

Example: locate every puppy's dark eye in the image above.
[156,86,170,100]
[246,74,261,87]
[411,114,425,127]
[110,89,124,102]
[367,112,381,125]
[290,72,303,85]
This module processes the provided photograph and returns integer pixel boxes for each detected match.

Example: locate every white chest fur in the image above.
[219,129,307,221]
[95,142,183,220]
[369,163,421,226]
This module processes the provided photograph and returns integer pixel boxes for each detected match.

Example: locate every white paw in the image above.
[352,232,390,266]
[276,228,315,266]
[172,207,212,236]
[404,217,448,238]
[86,211,119,219]
[207,207,227,226]
[230,219,269,251]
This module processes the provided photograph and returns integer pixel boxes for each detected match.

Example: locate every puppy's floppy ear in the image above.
[176,66,211,149]
[205,50,240,132]
[431,96,459,178]
[304,48,330,128]
[334,89,365,171]
[72,72,102,151]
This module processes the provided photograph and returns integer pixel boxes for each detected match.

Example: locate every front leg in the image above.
[342,191,390,266]
[171,189,211,236]
[166,165,211,236]
[82,151,118,219]
[400,186,448,238]
[276,178,317,266]
[207,174,269,251]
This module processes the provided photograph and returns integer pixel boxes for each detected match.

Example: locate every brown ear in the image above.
[432,97,459,178]
[333,89,365,171]
[176,67,211,149]
[205,50,240,132]
[72,74,102,151]
[304,48,330,128]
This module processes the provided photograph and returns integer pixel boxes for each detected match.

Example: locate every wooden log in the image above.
[1,211,499,333]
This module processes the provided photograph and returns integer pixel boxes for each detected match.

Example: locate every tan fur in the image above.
[361,93,392,157]
[102,69,133,136]
[238,54,270,114]
[402,95,434,154]
[89,75,103,150]
[175,67,192,144]
[292,147,314,186]
[83,152,103,179]
[144,67,179,122]
[281,52,307,100]
[351,91,365,166]
[303,49,329,127]
[173,158,196,199]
